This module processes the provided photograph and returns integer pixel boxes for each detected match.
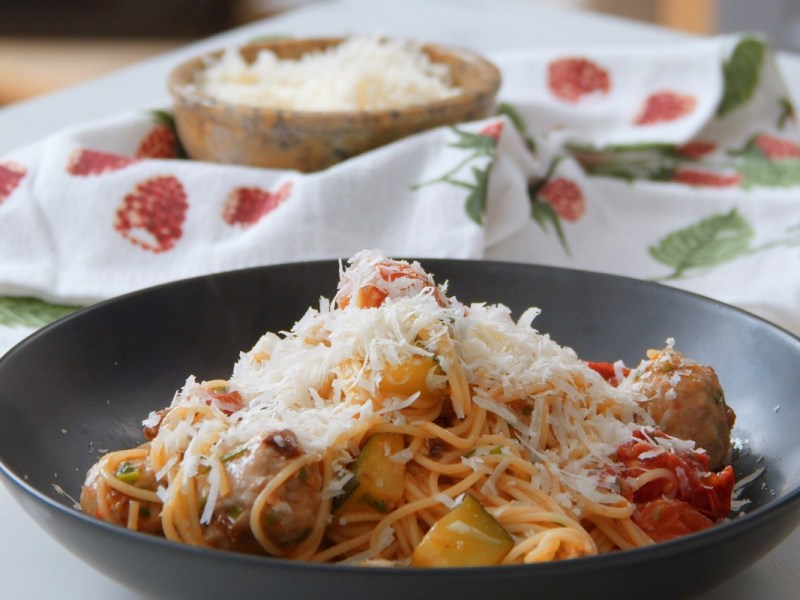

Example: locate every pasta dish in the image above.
[81,250,737,566]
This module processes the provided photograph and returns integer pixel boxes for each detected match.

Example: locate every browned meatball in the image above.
[80,452,162,534]
[204,429,323,554]
[629,346,736,469]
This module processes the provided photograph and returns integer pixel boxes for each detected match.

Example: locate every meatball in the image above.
[204,429,323,554]
[628,345,736,469]
[80,452,162,534]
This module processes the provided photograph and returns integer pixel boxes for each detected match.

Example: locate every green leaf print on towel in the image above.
[734,134,800,188]
[570,134,800,189]
[717,38,766,118]
[464,166,491,225]
[0,296,80,328]
[568,143,678,182]
[649,209,754,280]
[496,102,536,152]
[777,98,796,130]
[650,209,800,280]
[740,155,800,188]
[411,123,500,225]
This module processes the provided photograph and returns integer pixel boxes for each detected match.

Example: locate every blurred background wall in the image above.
[0,0,798,106]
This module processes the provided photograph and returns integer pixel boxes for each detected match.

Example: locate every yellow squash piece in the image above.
[411,495,514,567]
[379,355,444,404]
[335,432,406,515]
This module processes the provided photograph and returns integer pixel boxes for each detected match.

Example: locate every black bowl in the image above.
[1,260,799,600]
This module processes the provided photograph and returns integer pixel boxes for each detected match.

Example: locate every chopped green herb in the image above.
[489,446,504,455]
[521,405,533,416]
[228,506,242,520]
[298,467,309,482]
[222,446,248,462]
[265,511,279,525]
[213,385,228,393]
[713,389,725,405]
[115,462,140,484]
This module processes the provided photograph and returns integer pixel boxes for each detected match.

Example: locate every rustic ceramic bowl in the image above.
[167,37,502,172]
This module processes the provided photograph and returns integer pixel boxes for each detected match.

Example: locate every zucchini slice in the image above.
[411,495,513,567]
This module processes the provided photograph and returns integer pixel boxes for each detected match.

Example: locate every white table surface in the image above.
[1,1,798,598]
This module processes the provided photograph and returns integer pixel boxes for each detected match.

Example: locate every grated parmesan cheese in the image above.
[146,249,714,525]
[195,37,460,111]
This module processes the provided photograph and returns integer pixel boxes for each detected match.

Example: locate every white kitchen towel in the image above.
[0,34,798,353]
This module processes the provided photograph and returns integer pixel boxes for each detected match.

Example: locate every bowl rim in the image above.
[166,36,503,122]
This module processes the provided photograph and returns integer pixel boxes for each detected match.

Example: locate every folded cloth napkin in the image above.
[1,34,799,354]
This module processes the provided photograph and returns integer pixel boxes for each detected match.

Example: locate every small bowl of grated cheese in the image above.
[167,36,502,172]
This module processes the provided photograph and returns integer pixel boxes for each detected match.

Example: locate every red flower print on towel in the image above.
[548,58,610,103]
[529,166,584,256]
[673,168,742,187]
[676,141,717,160]
[479,121,505,141]
[136,126,178,159]
[753,134,800,160]
[537,177,586,222]
[0,161,26,204]
[223,181,293,226]
[634,91,697,125]
[114,176,188,252]
[67,149,137,176]
[136,111,186,159]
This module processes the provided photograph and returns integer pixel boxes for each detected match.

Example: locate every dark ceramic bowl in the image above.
[168,37,502,172]
[1,260,799,600]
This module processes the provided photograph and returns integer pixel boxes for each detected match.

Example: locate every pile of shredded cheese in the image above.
[150,249,666,521]
[195,37,460,111]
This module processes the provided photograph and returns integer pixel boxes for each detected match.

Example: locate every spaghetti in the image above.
[80,249,736,566]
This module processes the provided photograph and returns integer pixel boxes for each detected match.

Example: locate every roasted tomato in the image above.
[633,498,715,542]
[586,361,630,387]
[613,429,735,541]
